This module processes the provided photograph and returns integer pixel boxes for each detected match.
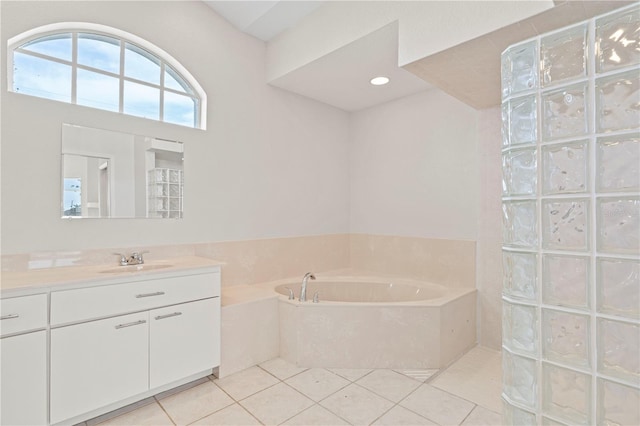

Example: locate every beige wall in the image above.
[0,1,350,254]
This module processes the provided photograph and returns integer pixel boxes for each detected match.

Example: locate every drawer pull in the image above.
[155,312,182,321]
[115,319,147,329]
[0,314,19,320]
[135,291,165,298]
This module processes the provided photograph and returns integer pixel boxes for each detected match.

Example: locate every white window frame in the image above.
[7,22,207,129]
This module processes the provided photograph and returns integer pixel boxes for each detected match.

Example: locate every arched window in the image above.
[8,23,206,129]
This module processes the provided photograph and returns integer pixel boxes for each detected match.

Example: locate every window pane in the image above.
[13,52,71,102]
[77,69,119,112]
[21,34,72,61]
[123,81,159,119]
[124,43,160,84]
[78,33,120,74]
[164,91,196,127]
[164,65,191,94]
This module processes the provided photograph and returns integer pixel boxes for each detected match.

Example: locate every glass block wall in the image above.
[501,5,639,425]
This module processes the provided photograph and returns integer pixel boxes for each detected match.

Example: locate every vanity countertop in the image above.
[1,256,224,297]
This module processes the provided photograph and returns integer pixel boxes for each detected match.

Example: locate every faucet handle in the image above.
[113,253,128,266]
[135,250,149,264]
[313,291,319,303]
[284,287,295,300]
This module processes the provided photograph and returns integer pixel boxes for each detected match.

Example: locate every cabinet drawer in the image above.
[0,294,48,337]
[51,272,220,325]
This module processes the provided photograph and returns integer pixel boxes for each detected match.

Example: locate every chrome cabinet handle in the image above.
[135,291,165,298]
[0,314,19,320]
[154,312,182,321]
[115,319,147,329]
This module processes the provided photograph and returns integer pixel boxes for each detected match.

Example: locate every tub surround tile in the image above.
[430,346,502,413]
[260,358,308,381]
[238,382,314,425]
[399,384,475,426]
[285,368,351,401]
[213,366,279,401]
[355,369,422,403]
[195,234,350,287]
[349,234,476,288]
[460,405,503,426]
[190,403,260,426]
[319,384,395,425]
[219,298,279,378]
[371,405,438,425]
[282,404,351,426]
[156,381,234,426]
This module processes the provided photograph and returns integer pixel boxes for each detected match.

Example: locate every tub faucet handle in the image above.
[284,287,295,300]
[113,253,128,266]
[313,291,319,303]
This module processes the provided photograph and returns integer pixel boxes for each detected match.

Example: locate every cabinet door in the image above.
[149,298,220,389]
[50,312,149,424]
[0,331,47,426]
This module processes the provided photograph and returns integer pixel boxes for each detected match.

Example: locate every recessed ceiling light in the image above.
[370,76,390,86]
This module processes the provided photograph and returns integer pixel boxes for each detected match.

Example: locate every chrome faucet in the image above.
[299,272,316,302]
[114,251,149,266]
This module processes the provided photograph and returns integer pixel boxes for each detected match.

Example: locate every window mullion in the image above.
[159,62,165,122]
[119,40,125,114]
[71,32,77,103]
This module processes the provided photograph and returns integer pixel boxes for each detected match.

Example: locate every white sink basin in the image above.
[99,264,172,273]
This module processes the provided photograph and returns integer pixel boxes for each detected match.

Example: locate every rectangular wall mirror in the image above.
[61,123,184,219]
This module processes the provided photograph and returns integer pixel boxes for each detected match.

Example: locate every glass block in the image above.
[541,23,588,87]
[169,184,180,197]
[169,170,181,183]
[542,83,588,141]
[542,199,589,251]
[509,96,537,145]
[597,257,640,319]
[503,201,537,249]
[597,378,640,426]
[542,309,590,367]
[597,134,640,192]
[598,318,640,382]
[543,255,589,309]
[503,148,537,195]
[542,140,589,194]
[503,400,537,425]
[596,70,640,133]
[597,197,640,254]
[542,363,591,425]
[596,6,640,73]
[503,350,537,408]
[503,301,538,355]
[502,41,538,98]
[502,102,510,147]
[503,250,537,301]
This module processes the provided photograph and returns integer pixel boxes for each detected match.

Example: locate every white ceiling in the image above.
[204,1,431,112]
[204,1,635,111]
[203,1,323,41]
[269,23,432,112]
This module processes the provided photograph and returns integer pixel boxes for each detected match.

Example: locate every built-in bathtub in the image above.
[265,275,477,370]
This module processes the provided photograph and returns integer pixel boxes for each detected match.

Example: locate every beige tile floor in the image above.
[85,346,502,426]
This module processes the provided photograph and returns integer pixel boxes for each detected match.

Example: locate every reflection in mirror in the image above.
[61,124,183,219]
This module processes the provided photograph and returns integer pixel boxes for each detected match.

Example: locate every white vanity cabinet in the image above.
[49,268,221,425]
[50,312,150,424]
[0,294,48,426]
[149,298,220,388]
